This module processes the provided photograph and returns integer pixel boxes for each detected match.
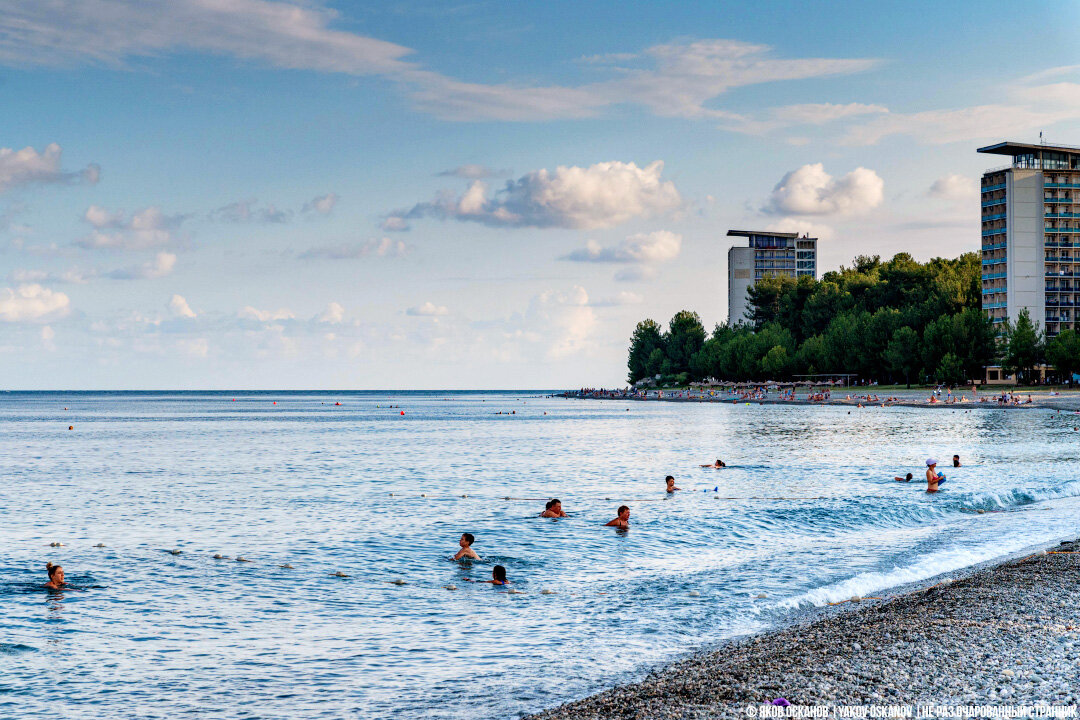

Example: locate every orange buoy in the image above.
[68,426,73,430]
[273,401,277,405]
[400,410,405,415]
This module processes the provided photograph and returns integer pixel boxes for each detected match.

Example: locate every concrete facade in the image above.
[726,230,817,327]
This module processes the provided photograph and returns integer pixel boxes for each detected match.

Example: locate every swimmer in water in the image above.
[894,473,914,482]
[953,455,961,468]
[467,565,509,586]
[452,533,480,561]
[925,458,945,493]
[700,459,726,468]
[44,562,64,589]
[605,505,630,529]
[540,498,567,518]
[665,475,681,493]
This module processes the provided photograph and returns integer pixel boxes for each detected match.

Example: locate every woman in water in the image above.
[467,565,509,585]
[701,459,726,468]
[44,562,64,589]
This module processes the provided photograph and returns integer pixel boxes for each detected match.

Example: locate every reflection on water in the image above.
[2,391,1080,719]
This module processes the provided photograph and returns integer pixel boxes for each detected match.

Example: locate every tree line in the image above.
[627,252,1079,386]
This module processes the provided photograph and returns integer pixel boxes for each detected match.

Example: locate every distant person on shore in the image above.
[452,533,480,560]
[665,476,681,493]
[925,459,946,493]
[540,499,567,518]
[605,505,630,529]
[701,459,726,468]
[467,565,508,585]
[894,473,914,482]
[953,455,961,468]
[44,562,65,589]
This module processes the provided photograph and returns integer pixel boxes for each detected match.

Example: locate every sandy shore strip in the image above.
[528,540,1080,719]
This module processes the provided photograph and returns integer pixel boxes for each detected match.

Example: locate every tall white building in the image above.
[978,141,1080,336]
[726,229,817,326]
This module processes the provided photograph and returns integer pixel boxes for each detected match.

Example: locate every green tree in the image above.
[886,326,920,387]
[626,319,663,383]
[760,345,791,379]
[1046,329,1080,383]
[1001,309,1043,385]
[936,352,966,386]
[663,310,707,376]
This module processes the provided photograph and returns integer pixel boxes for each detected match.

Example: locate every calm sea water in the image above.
[4,391,1080,719]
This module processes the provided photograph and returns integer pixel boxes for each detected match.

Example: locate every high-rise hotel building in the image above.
[979,141,1080,336]
[727,229,817,326]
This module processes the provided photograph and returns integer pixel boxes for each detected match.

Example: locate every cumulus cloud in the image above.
[563,230,682,263]
[299,237,408,260]
[108,251,176,280]
[168,293,196,318]
[0,283,71,322]
[406,301,449,317]
[79,206,186,250]
[0,143,99,193]
[396,161,681,230]
[928,174,978,201]
[303,192,338,216]
[238,306,294,322]
[317,301,345,324]
[764,164,883,216]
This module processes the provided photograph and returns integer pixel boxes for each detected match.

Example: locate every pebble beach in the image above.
[529,539,1080,719]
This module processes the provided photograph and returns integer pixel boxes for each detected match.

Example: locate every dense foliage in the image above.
[625,252,1067,386]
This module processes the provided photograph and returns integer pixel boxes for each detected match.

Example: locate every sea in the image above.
[4,390,1080,719]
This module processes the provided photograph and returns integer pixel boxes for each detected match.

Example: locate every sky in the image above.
[1,0,1078,389]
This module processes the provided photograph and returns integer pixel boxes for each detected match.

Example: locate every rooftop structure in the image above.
[726,230,817,327]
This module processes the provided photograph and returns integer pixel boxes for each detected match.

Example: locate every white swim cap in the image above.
[926,458,937,466]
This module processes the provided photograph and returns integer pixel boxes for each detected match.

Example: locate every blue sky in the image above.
[1,0,1078,389]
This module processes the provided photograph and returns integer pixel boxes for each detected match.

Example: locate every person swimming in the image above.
[953,455,961,468]
[925,458,946,493]
[540,499,567,518]
[467,565,508,585]
[894,473,914,482]
[452,533,480,561]
[700,459,726,468]
[605,505,630,529]
[44,562,64,589]
[665,475,681,493]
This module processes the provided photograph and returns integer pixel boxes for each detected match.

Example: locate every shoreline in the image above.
[527,537,1080,718]
[562,389,1080,413]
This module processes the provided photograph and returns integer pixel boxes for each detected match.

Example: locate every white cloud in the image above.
[0,143,99,193]
[108,251,177,280]
[928,174,978,202]
[397,160,681,230]
[764,217,834,241]
[764,164,883,216]
[299,237,408,259]
[526,286,596,360]
[317,301,345,324]
[209,199,291,223]
[168,294,196,318]
[563,230,682,263]
[404,39,877,122]
[589,291,644,307]
[79,206,185,250]
[178,337,209,358]
[238,306,294,322]
[41,324,56,350]
[303,192,338,215]
[9,267,97,284]
[437,165,505,179]
[406,301,449,317]
[380,216,410,232]
[614,265,660,283]
[0,0,412,74]
[720,102,889,135]
[0,284,71,322]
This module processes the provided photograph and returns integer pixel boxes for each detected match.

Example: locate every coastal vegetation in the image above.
[627,252,1070,386]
